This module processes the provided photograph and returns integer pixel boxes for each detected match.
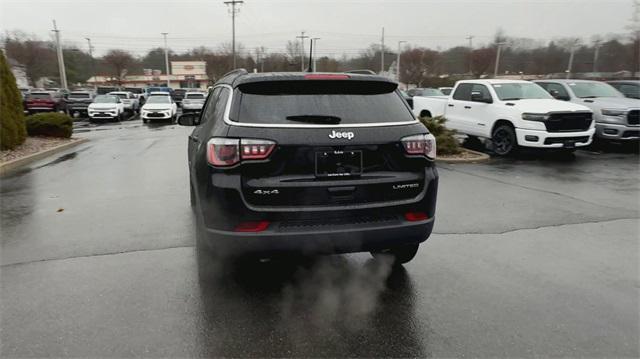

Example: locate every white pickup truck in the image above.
[412,79,596,155]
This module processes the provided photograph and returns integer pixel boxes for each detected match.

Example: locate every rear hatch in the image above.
[67,93,93,108]
[226,76,430,210]
[27,92,55,108]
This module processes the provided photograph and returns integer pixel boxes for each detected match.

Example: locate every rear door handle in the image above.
[464,106,472,109]
[447,104,454,107]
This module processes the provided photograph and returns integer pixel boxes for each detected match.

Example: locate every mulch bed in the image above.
[0,137,75,164]
[437,148,490,163]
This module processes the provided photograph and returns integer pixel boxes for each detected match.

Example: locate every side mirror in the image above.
[471,91,491,103]
[178,113,199,126]
[549,90,569,101]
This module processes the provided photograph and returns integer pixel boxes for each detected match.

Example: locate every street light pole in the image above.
[466,35,474,73]
[380,27,385,74]
[493,42,507,78]
[85,37,96,89]
[224,0,243,69]
[161,32,170,87]
[312,37,320,72]
[566,39,579,79]
[397,40,406,84]
[592,39,601,73]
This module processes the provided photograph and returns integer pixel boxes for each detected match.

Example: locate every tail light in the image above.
[404,212,428,221]
[206,138,276,167]
[401,133,436,159]
[234,220,270,232]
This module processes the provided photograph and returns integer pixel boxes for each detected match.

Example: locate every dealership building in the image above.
[87,61,209,89]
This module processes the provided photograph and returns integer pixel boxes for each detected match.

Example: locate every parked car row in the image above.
[411,79,639,155]
[20,86,204,122]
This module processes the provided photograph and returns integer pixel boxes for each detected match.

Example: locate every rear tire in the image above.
[491,123,518,156]
[371,244,419,265]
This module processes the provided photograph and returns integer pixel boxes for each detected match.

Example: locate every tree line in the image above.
[3,30,638,88]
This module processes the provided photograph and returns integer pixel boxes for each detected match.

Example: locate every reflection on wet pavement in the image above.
[196,252,424,357]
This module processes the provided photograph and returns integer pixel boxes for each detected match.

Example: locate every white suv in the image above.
[181,92,206,113]
[87,95,125,122]
[140,93,178,123]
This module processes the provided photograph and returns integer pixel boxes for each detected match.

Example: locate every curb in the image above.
[0,138,89,176]
[436,148,491,164]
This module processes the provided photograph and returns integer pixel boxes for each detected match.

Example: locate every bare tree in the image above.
[102,50,135,85]
[2,31,57,85]
[471,48,496,77]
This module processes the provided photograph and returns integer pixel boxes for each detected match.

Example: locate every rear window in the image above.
[69,93,91,99]
[29,93,52,99]
[235,80,412,125]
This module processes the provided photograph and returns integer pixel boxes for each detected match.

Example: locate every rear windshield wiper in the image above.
[285,115,341,124]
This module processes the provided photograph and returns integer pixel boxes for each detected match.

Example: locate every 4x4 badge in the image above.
[328,130,354,140]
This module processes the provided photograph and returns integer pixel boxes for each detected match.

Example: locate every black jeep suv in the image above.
[179,70,438,264]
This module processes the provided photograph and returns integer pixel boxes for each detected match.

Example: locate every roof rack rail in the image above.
[221,68,248,78]
[345,69,377,75]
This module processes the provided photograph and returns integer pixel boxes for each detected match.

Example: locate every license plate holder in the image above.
[563,140,576,149]
[315,150,362,178]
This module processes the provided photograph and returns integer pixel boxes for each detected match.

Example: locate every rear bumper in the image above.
[182,104,203,111]
[195,166,438,256]
[515,128,594,148]
[141,112,172,119]
[68,106,89,112]
[89,113,119,119]
[199,215,434,256]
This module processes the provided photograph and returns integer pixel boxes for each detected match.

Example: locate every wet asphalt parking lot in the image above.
[1,118,638,358]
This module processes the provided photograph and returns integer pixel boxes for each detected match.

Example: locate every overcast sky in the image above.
[0,0,635,57]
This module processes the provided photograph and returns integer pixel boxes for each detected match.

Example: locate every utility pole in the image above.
[255,48,260,73]
[566,39,579,79]
[312,37,320,72]
[161,32,170,87]
[52,20,68,89]
[629,0,640,77]
[296,31,309,71]
[397,40,406,83]
[592,39,601,73]
[466,35,474,74]
[380,27,385,74]
[493,42,507,78]
[224,0,244,69]
[85,37,96,89]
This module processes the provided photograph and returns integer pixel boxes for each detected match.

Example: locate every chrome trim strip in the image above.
[215,84,420,129]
